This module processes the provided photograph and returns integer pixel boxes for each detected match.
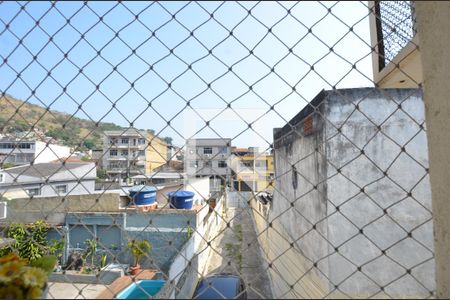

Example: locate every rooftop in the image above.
[2,162,94,178]
[103,128,147,136]
[186,138,232,146]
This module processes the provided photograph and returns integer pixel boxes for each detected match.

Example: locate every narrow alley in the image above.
[204,192,273,299]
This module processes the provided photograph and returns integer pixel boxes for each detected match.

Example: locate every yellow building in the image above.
[145,132,168,174]
[103,128,168,185]
[231,148,274,192]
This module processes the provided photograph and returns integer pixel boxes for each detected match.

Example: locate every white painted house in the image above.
[185,138,232,192]
[0,162,96,198]
[0,138,71,165]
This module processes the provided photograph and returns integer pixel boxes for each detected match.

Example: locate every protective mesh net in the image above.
[0,1,433,299]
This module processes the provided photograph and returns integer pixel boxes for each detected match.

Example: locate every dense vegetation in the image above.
[0,94,173,150]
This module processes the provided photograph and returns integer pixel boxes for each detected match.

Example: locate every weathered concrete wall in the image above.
[271,93,331,297]
[270,88,434,297]
[324,88,433,297]
[251,191,330,298]
[416,2,450,298]
[63,209,198,273]
[2,193,122,224]
[123,211,196,272]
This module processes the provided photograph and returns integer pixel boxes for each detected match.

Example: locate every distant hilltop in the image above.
[0,94,172,150]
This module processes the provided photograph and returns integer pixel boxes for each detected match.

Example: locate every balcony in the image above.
[106,156,127,161]
[109,144,141,149]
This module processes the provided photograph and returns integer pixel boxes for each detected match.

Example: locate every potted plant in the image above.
[127,239,151,275]
[0,253,57,299]
[47,239,64,272]
[82,239,98,274]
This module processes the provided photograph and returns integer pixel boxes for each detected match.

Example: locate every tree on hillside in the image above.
[83,139,95,150]
[10,120,31,133]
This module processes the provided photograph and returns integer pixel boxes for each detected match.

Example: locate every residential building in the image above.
[102,128,168,185]
[0,162,96,198]
[369,1,421,88]
[185,138,231,191]
[145,133,169,174]
[0,138,71,166]
[230,147,274,192]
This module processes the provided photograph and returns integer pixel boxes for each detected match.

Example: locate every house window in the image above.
[121,138,129,144]
[138,138,146,145]
[26,188,41,196]
[109,162,119,169]
[18,143,32,149]
[205,161,212,167]
[121,150,128,156]
[152,178,165,184]
[243,161,253,168]
[218,161,227,168]
[109,138,118,145]
[219,147,227,154]
[55,184,67,194]
[0,173,4,183]
[110,150,118,156]
[139,150,145,156]
[203,147,213,154]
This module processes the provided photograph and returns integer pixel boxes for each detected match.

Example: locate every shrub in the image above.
[1,220,49,262]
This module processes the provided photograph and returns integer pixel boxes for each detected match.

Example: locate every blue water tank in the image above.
[128,185,157,206]
[168,191,195,209]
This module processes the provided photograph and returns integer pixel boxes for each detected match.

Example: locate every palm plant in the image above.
[83,239,97,267]
[127,239,151,267]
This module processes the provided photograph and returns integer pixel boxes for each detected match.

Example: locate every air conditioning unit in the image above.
[0,202,6,219]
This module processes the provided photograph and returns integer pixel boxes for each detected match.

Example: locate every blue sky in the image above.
[0,1,373,149]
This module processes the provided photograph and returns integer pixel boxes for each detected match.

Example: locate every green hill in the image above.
[0,94,124,150]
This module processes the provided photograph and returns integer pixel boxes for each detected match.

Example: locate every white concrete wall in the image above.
[185,177,210,205]
[164,194,225,299]
[34,141,71,163]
